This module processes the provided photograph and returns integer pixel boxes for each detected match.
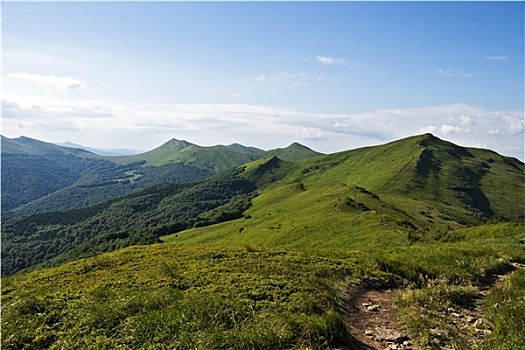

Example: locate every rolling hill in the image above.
[1,136,321,214]
[111,138,322,170]
[2,133,524,349]
[3,133,523,275]
[1,135,99,157]
[169,133,524,249]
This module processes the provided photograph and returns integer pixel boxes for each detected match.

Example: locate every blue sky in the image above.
[2,2,524,159]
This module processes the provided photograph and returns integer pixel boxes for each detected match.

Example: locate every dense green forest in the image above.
[2,168,256,276]
[1,154,110,211]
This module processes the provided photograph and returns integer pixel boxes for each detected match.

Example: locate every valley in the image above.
[1,133,524,349]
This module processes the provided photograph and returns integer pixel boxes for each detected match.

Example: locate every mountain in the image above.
[3,133,523,276]
[168,133,524,250]
[2,135,98,157]
[2,136,321,214]
[2,134,524,350]
[1,167,256,276]
[111,138,261,172]
[261,142,323,161]
[224,143,263,154]
[1,136,110,212]
[111,138,322,171]
[56,141,142,156]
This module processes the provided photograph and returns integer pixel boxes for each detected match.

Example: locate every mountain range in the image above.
[2,133,523,276]
[56,141,142,156]
[2,133,524,349]
[1,135,321,213]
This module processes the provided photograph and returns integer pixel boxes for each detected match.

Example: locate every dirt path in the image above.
[342,262,525,350]
[342,283,414,350]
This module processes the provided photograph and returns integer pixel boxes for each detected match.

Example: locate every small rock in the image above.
[374,327,408,343]
[365,329,375,336]
[362,302,371,307]
[451,312,461,318]
[367,304,381,312]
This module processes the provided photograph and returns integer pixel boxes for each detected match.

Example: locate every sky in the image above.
[2,1,524,160]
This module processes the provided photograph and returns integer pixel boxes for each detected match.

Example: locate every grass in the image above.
[481,269,525,350]
[3,222,524,349]
[1,243,358,349]
[395,283,479,349]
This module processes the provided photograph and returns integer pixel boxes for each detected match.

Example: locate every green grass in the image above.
[1,243,358,349]
[481,269,525,350]
[395,283,479,349]
[4,222,523,349]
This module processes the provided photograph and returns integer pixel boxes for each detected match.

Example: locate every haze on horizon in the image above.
[2,2,524,160]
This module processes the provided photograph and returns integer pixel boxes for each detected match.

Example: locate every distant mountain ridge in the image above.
[2,133,523,277]
[1,135,322,213]
[111,138,322,170]
[1,135,98,157]
[56,141,142,156]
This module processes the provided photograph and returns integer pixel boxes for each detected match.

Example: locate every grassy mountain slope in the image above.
[2,136,321,213]
[224,143,263,154]
[4,134,523,276]
[112,138,322,170]
[2,134,525,349]
[261,142,323,162]
[1,137,116,212]
[167,134,524,251]
[2,222,524,349]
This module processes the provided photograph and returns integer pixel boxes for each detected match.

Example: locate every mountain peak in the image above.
[166,138,193,148]
[262,142,323,161]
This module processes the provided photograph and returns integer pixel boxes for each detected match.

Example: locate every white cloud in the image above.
[457,70,473,78]
[437,68,473,78]
[441,124,462,134]
[254,71,323,87]
[437,69,454,78]
[2,94,523,160]
[7,72,85,92]
[484,55,508,61]
[503,116,524,135]
[315,55,347,65]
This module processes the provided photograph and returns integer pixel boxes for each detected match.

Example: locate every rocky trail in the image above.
[341,262,525,350]
[342,283,413,350]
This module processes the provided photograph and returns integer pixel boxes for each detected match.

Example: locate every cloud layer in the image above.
[7,72,85,92]
[3,93,523,160]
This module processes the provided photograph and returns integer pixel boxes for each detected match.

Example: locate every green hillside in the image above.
[167,134,525,252]
[4,134,523,276]
[112,138,322,170]
[1,135,99,157]
[2,136,321,214]
[2,168,256,276]
[2,134,524,349]
[2,222,524,349]
[1,136,116,212]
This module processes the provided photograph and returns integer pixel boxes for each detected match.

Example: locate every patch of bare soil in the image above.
[342,262,525,350]
[342,282,414,350]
